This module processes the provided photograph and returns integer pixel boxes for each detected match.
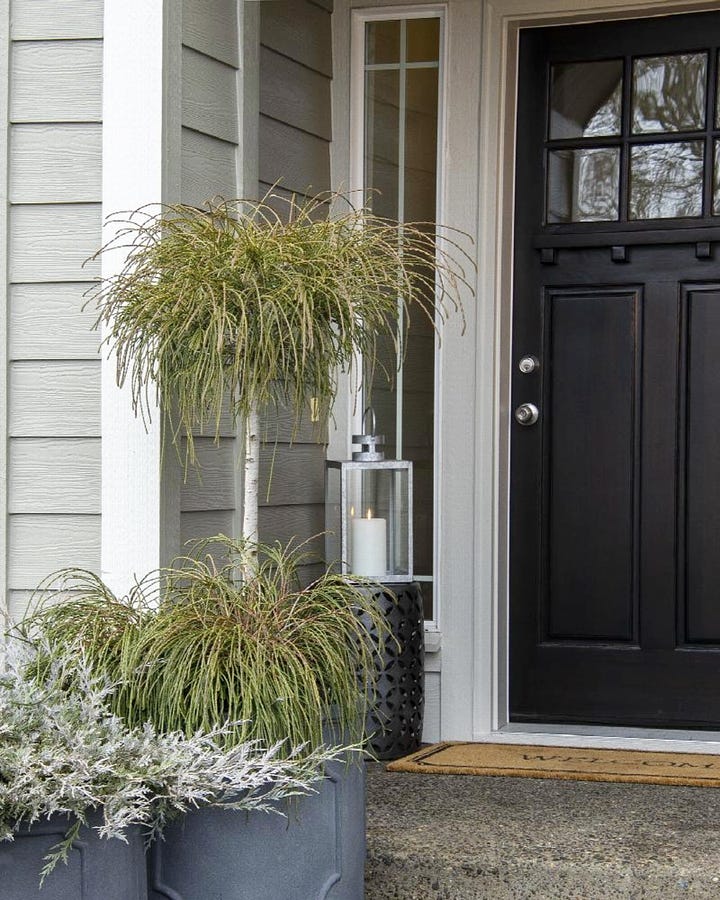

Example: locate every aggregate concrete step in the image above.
[365,762,720,899]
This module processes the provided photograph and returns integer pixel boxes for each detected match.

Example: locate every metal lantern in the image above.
[325,410,413,583]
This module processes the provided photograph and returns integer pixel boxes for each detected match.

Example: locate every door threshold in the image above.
[472,723,720,754]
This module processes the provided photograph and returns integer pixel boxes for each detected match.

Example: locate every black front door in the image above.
[511,11,720,728]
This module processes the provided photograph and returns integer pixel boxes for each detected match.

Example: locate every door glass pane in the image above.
[713,140,720,215]
[629,141,704,219]
[550,61,623,139]
[547,147,620,223]
[407,17,440,63]
[364,70,399,220]
[632,53,707,134]
[366,20,400,65]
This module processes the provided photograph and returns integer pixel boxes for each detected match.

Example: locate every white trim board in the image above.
[101,0,181,594]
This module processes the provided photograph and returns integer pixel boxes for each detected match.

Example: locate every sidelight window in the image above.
[355,11,443,622]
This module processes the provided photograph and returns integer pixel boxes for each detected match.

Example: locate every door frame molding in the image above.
[481,0,720,748]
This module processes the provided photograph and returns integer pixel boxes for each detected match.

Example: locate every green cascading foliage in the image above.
[23,537,390,752]
[88,192,469,460]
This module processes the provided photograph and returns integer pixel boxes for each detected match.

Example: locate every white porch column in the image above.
[101,0,181,595]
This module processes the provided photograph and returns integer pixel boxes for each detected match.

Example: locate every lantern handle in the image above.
[362,406,377,436]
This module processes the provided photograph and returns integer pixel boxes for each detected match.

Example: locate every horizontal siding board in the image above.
[10,40,102,123]
[9,204,101,282]
[182,46,237,143]
[9,437,101,513]
[180,510,235,548]
[7,590,35,623]
[9,361,100,436]
[260,2,332,78]
[189,396,237,438]
[182,0,238,67]
[259,504,325,557]
[181,437,236,512]
[10,0,103,40]
[181,128,237,208]
[258,182,322,219]
[259,117,330,195]
[8,514,100,589]
[10,124,102,203]
[260,400,327,444]
[259,444,325,506]
[9,282,100,360]
[260,47,331,141]
[8,588,87,623]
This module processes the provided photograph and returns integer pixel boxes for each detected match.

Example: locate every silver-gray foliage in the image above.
[0,639,348,881]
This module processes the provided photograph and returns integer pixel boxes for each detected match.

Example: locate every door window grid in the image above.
[362,15,442,621]
[545,49,720,224]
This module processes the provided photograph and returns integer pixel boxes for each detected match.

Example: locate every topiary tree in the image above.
[90,192,469,567]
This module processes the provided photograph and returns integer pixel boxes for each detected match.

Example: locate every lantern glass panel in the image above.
[325,461,412,582]
[347,466,409,580]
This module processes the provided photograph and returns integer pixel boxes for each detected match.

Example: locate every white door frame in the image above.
[478,0,720,752]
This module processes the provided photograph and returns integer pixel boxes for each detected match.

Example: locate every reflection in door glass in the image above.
[547,147,620,223]
[629,141,704,218]
[550,61,623,139]
[632,53,707,134]
[714,140,720,215]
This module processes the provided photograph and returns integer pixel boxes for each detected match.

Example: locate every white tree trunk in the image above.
[241,404,260,574]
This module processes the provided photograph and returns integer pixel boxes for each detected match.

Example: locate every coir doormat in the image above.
[386,742,720,787]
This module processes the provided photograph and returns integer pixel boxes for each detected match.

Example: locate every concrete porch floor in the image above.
[364,761,720,899]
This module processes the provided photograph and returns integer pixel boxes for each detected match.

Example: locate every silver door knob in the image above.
[518,355,540,374]
[515,403,539,426]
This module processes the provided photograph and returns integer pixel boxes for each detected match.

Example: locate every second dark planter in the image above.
[148,758,365,900]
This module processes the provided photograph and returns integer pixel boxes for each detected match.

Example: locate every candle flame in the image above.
[366,509,373,520]
[350,506,355,518]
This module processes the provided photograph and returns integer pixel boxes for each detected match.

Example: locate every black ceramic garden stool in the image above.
[363,582,425,761]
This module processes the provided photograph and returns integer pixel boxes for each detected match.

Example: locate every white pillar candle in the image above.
[350,510,387,576]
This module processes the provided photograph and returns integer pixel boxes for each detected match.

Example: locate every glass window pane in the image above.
[714,140,720,215]
[363,17,441,615]
[406,17,440,63]
[404,67,439,221]
[547,147,620,223]
[632,53,707,134]
[364,70,399,219]
[550,61,623,139]
[365,20,400,65]
[629,141,704,219]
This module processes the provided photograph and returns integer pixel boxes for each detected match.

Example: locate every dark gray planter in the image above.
[0,814,148,900]
[148,758,365,900]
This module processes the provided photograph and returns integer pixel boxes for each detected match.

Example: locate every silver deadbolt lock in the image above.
[518,355,540,374]
[515,403,539,426]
